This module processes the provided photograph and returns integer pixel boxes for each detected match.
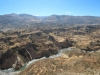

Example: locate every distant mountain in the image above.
[36,16,48,19]
[0,14,100,30]
[43,15,100,25]
[0,13,40,29]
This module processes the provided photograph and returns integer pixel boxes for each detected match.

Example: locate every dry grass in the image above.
[18,49,100,75]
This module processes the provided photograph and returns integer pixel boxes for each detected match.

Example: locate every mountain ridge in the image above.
[0,13,100,30]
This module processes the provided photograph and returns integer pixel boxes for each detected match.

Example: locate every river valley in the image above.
[0,47,73,75]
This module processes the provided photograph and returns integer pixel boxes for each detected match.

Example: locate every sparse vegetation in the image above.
[0,14,100,75]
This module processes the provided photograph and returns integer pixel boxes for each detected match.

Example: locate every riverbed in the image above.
[0,47,74,75]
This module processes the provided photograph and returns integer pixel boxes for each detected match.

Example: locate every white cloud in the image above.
[35,14,39,16]
[66,12,71,14]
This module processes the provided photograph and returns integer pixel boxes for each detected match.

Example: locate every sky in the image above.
[0,0,100,16]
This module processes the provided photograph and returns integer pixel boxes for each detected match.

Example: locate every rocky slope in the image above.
[18,48,100,75]
[0,24,100,75]
[0,28,72,70]
[18,25,100,75]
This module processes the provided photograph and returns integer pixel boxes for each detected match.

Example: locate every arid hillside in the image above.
[0,26,72,70]
[18,48,100,75]
[0,24,100,75]
[17,25,100,75]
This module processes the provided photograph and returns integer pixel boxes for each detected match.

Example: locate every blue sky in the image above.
[0,0,100,16]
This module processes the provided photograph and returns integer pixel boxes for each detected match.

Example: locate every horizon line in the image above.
[0,13,100,17]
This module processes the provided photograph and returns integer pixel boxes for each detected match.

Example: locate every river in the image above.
[0,47,74,75]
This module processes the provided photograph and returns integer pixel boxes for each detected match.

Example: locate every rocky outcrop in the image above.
[0,40,71,70]
[81,40,100,52]
[18,48,100,75]
[0,27,74,70]
[55,40,73,48]
[0,49,24,70]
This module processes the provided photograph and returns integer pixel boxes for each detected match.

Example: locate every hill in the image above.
[0,14,100,31]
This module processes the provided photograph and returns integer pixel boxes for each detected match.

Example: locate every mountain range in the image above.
[0,13,100,30]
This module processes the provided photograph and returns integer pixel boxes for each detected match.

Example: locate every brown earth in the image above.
[0,24,100,73]
[0,28,72,70]
[18,49,100,75]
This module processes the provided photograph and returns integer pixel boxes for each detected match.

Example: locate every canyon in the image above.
[0,14,100,75]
